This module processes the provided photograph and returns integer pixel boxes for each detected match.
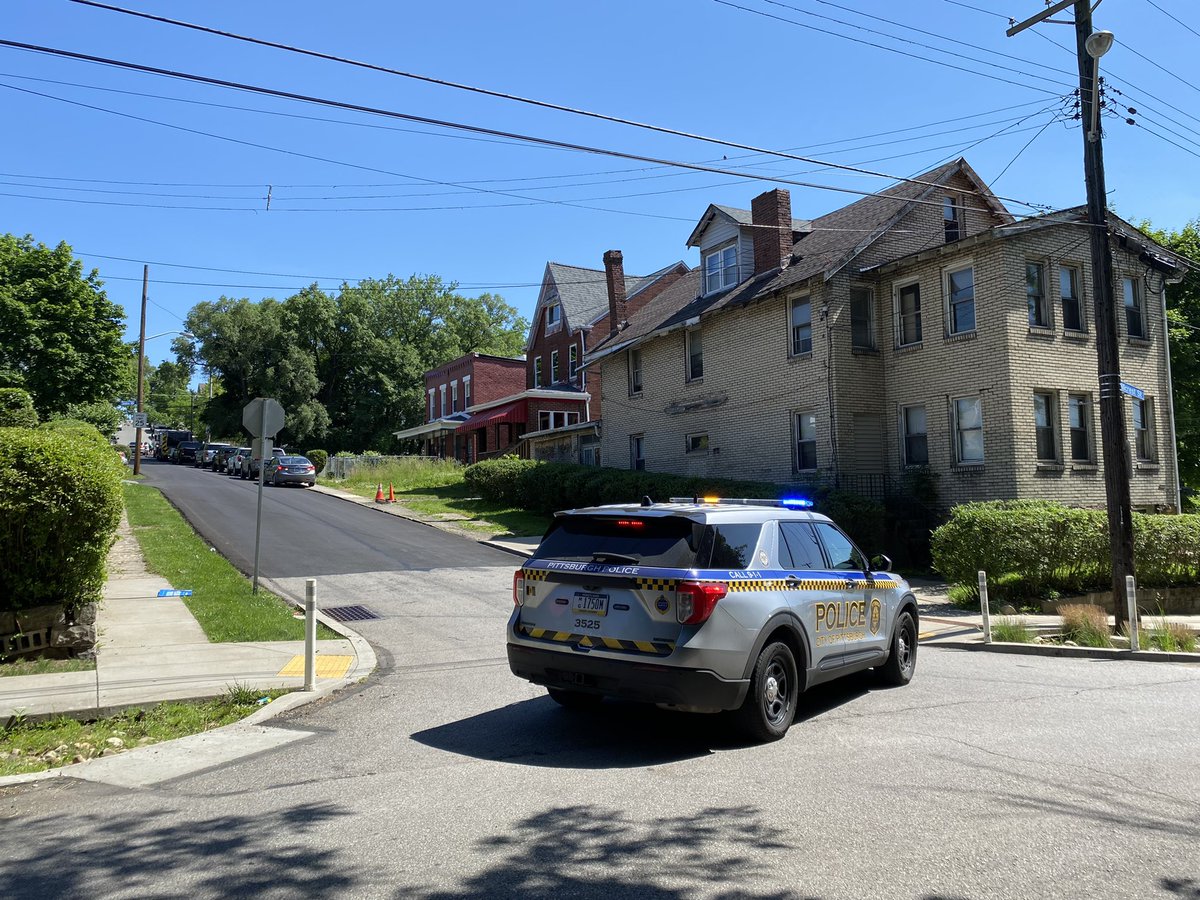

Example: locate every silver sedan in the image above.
[265,455,317,487]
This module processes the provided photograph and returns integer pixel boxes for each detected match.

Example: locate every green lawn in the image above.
[0,658,95,678]
[122,483,336,642]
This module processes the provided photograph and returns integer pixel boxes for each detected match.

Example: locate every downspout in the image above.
[1162,283,1182,511]
[824,300,839,486]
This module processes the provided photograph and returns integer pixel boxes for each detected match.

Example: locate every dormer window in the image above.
[943,196,962,243]
[703,244,738,295]
[545,303,561,329]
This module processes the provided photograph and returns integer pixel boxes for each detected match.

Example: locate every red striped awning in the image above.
[456,400,527,431]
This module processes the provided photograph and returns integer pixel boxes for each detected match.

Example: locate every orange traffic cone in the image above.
[388,483,396,503]
[374,483,385,503]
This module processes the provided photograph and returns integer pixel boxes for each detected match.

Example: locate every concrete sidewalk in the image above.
[1,516,373,721]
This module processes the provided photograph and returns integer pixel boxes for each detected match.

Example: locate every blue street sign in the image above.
[1119,381,1145,401]
[157,589,194,597]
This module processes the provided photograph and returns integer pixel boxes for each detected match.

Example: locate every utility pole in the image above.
[1009,1,1134,625]
[133,264,148,476]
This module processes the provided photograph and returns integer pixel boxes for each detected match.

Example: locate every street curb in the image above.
[480,539,531,559]
[926,639,1200,663]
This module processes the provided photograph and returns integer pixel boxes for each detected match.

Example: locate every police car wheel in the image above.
[547,688,603,710]
[736,641,798,742]
[877,611,917,686]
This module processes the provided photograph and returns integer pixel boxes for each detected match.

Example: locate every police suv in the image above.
[507,497,918,741]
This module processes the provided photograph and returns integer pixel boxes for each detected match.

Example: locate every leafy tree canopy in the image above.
[0,235,130,417]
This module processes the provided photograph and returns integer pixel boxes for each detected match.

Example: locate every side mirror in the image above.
[869,554,893,572]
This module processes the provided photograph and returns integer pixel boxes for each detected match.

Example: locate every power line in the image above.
[1113,38,1200,98]
[991,115,1058,186]
[1143,0,1200,41]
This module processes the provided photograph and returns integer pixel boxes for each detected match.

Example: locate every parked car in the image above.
[175,441,201,465]
[198,442,231,468]
[227,447,252,475]
[265,455,317,487]
[211,445,237,471]
[241,447,285,480]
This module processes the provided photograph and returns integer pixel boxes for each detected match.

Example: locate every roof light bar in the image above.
[666,497,815,509]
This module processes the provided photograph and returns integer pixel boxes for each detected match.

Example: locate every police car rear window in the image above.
[695,523,763,569]
[536,516,702,568]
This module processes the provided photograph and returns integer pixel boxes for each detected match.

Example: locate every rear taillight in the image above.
[512,570,525,607]
[305,466,315,472]
[676,581,727,625]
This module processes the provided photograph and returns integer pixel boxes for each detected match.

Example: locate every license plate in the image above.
[572,591,609,617]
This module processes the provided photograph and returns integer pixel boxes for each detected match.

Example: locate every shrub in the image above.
[0,426,124,613]
[58,401,122,437]
[0,388,38,428]
[1059,604,1111,648]
[305,449,328,475]
[463,457,539,503]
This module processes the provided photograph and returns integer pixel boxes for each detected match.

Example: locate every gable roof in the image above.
[686,204,811,248]
[545,262,647,329]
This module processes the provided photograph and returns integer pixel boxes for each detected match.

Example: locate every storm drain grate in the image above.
[323,604,381,622]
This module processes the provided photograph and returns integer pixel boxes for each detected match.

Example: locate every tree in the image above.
[58,401,123,437]
[0,235,130,417]
[0,387,38,428]
[144,359,194,427]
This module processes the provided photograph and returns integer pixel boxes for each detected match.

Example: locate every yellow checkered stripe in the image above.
[727,578,899,592]
[523,569,550,582]
[517,624,674,657]
[636,577,677,592]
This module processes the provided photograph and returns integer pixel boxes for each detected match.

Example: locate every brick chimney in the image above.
[750,188,793,275]
[604,249,627,338]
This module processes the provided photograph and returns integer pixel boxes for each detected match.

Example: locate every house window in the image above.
[1132,397,1154,461]
[550,350,559,384]
[943,196,962,243]
[1123,276,1146,339]
[790,296,812,355]
[427,388,435,421]
[686,433,709,454]
[1060,265,1083,331]
[630,434,645,470]
[1027,262,1049,327]
[439,384,447,418]
[703,243,738,294]
[463,376,471,408]
[628,348,642,395]
[533,356,542,387]
[795,412,817,471]
[897,282,922,346]
[569,345,578,379]
[1033,392,1058,461]
[1068,394,1092,461]
[953,396,984,464]
[546,303,561,329]
[581,444,598,466]
[451,381,459,414]
[686,328,704,381]
[901,405,928,466]
[945,265,975,335]
[537,410,581,431]
[851,288,874,349]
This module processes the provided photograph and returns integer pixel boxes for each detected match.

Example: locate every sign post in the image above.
[243,398,285,594]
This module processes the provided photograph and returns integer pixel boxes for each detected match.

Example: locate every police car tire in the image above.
[878,610,917,686]
[736,641,798,742]
[547,688,603,710]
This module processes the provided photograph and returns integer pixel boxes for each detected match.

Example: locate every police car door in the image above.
[778,520,845,672]
[812,522,887,661]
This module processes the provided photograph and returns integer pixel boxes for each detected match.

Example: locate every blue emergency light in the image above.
[780,497,814,509]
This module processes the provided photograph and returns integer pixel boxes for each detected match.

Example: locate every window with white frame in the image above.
[439,384,447,418]
[943,196,962,243]
[1068,393,1092,462]
[630,434,645,470]
[901,405,928,466]
[686,328,704,381]
[451,380,459,414]
[1060,265,1083,331]
[703,243,738,294]
[794,412,817,471]
[1027,261,1049,327]
[628,348,642,395]
[463,375,471,408]
[427,388,435,421]
[1123,276,1146,339]
[851,288,875,349]
[1132,397,1155,461]
[953,396,984,464]
[533,356,542,387]
[537,410,580,432]
[1033,392,1058,461]
[546,303,561,329]
[945,264,976,335]
[550,350,559,384]
[790,295,812,355]
[897,281,922,346]
[568,345,578,379]
[686,433,709,454]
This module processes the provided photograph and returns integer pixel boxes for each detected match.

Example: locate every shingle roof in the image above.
[544,262,648,331]
[686,205,811,247]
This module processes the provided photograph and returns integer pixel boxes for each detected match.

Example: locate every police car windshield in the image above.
[537,516,702,568]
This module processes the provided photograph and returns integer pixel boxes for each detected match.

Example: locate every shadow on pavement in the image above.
[411,671,874,768]
[0,797,355,899]
[1161,877,1200,897]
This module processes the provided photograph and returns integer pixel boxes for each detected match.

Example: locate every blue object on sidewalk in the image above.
[157,589,194,597]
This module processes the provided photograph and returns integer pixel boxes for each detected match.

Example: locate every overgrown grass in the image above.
[122,483,336,642]
[1059,603,1112,648]
[0,687,290,777]
[324,457,464,494]
[0,658,95,678]
[1141,616,1198,653]
[991,617,1035,643]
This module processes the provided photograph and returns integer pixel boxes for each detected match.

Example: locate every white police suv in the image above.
[506,496,918,741]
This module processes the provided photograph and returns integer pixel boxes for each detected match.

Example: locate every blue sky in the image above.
[5,0,1199,369]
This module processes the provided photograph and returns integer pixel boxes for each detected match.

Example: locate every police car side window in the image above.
[779,522,824,570]
[813,523,865,571]
[698,524,762,569]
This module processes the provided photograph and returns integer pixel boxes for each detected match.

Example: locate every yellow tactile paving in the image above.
[276,655,353,678]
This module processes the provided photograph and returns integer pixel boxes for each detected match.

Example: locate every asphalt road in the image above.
[2,463,1198,899]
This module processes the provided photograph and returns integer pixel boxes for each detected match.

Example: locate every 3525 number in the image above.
[574,618,602,630]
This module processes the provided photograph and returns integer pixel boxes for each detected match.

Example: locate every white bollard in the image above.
[978,570,992,644]
[304,578,317,691]
[1125,575,1139,652]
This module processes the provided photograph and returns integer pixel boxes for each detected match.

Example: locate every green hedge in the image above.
[306,449,328,475]
[931,500,1200,601]
[0,388,38,428]
[0,426,125,613]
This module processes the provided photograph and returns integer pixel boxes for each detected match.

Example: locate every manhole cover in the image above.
[323,604,380,622]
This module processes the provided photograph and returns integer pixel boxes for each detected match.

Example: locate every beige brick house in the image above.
[587,158,1190,510]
